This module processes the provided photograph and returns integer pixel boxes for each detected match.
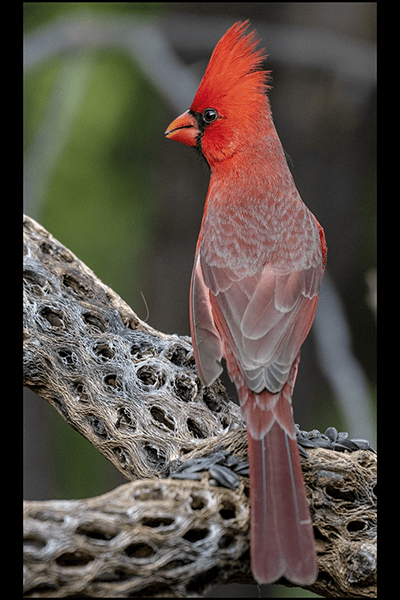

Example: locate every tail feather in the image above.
[224,349,317,584]
[247,421,317,585]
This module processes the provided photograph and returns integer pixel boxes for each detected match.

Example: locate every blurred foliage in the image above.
[24,2,168,309]
[24,2,170,499]
[23,2,166,31]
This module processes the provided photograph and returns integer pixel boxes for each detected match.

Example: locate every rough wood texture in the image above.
[23,215,377,598]
[23,215,242,480]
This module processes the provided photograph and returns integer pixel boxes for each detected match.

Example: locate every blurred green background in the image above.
[24,2,170,503]
[24,3,166,309]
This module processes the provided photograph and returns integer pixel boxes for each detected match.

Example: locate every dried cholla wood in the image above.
[23,215,242,480]
[23,447,377,599]
[23,215,377,598]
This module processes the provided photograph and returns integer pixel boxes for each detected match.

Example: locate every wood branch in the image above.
[23,215,377,598]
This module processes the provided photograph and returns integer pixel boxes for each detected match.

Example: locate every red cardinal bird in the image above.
[165,21,326,585]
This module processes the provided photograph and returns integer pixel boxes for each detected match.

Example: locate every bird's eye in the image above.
[202,108,218,124]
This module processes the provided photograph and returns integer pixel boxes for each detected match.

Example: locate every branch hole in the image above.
[187,418,206,439]
[150,406,175,431]
[62,273,93,298]
[347,520,367,533]
[71,380,90,402]
[123,542,155,558]
[174,376,196,402]
[115,407,136,429]
[85,414,109,439]
[167,344,189,367]
[137,365,165,389]
[24,534,47,551]
[24,269,47,289]
[83,312,108,333]
[58,349,78,367]
[104,373,121,389]
[140,516,174,528]
[202,389,221,412]
[112,446,132,467]
[55,550,94,567]
[190,494,206,511]
[76,524,116,541]
[130,334,161,360]
[218,533,236,549]
[219,499,236,520]
[93,342,115,361]
[182,528,209,543]
[40,306,64,328]
[325,485,356,502]
[142,443,166,468]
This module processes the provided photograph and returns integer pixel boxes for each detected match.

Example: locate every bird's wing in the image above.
[189,251,224,386]
[192,250,323,394]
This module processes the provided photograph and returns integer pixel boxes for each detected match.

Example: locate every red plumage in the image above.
[166,21,326,585]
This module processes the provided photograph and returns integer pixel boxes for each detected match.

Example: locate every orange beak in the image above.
[165,110,198,147]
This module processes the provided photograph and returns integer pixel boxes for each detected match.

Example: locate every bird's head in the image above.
[165,21,271,168]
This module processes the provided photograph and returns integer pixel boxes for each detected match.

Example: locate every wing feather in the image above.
[189,252,224,386]
[198,257,323,394]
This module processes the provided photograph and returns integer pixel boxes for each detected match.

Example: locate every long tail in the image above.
[223,349,317,584]
[247,409,317,585]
